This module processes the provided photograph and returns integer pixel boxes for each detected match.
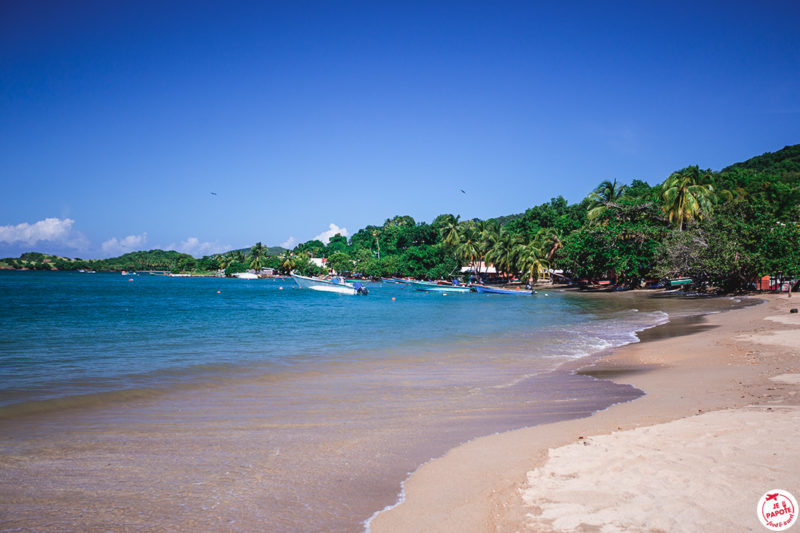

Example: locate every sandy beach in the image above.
[369,293,800,532]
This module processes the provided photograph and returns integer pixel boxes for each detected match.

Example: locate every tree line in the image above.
[4,144,798,291]
[267,145,800,291]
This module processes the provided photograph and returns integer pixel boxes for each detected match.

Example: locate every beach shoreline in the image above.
[369,292,800,532]
[1,285,794,532]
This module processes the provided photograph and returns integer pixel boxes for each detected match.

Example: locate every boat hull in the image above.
[291,274,365,295]
[473,285,534,295]
[407,281,471,293]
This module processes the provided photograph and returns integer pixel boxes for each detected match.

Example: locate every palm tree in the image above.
[216,254,233,272]
[516,241,548,286]
[438,214,462,249]
[536,228,563,262]
[455,223,482,276]
[371,229,381,260]
[280,251,295,274]
[587,179,627,222]
[249,242,264,271]
[485,227,521,281]
[660,166,715,231]
[479,223,500,272]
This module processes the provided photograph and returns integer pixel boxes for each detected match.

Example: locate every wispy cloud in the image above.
[166,237,230,257]
[280,236,296,249]
[313,223,348,245]
[101,233,148,255]
[0,217,88,249]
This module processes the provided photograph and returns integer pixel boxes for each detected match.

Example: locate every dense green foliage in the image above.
[4,145,799,290]
[0,250,211,273]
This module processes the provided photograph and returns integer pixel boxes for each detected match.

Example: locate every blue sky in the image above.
[1,1,798,258]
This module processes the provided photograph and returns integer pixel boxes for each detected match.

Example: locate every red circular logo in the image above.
[758,490,798,531]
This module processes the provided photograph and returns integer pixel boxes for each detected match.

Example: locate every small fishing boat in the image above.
[233,272,259,279]
[473,285,535,295]
[291,273,369,295]
[406,280,471,293]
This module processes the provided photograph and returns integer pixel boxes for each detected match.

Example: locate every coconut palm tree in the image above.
[516,241,548,286]
[587,179,627,222]
[438,214,462,249]
[660,166,715,231]
[218,254,236,274]
[455,223,482,275]
[536,228,563,262]
[280,251,295,274]
[249,242,264,271]
[371,229,381,260]
[485,227,521,281]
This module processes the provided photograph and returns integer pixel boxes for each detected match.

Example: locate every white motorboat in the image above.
[291,273,368,295]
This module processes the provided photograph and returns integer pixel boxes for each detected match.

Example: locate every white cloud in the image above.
[280,236,296,249]
[313,223,348,245]
[101,233,148,255]
[166,237,230,258]
[0,217,88,249]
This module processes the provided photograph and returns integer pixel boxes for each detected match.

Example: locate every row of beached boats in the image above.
[290,273,535,296]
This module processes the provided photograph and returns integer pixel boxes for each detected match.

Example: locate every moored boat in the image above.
[291,273,368,295]
[473,284,535,295]
[406,280,471,293]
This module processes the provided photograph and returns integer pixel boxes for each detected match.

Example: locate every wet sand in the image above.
[0,342,639,531]
[369,293,800,532]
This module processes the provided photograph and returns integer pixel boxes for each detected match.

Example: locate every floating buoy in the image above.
[391,297,396,301]
[279,286,283,290]
[216,290,221,294]
[128,278,133,281]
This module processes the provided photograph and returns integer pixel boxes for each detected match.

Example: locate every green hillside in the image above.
[4,143,799,289]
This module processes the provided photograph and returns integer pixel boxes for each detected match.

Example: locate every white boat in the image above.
[406,280,471,293]
[291,273,368,295]
[233,272,259,279]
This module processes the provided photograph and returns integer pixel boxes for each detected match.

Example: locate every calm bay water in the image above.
[0,271,746,531]
[1,270,668,409]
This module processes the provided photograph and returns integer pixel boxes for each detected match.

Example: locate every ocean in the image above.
[0,271,745,531]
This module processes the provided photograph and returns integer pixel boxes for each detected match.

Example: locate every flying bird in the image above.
[460,189,466,194]
[210,192,217,196]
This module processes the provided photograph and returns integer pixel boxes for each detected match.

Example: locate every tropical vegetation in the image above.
[3,144,799,291]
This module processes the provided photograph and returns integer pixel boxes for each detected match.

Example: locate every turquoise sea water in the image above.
[1,270,671,410]
[0,271,749,531]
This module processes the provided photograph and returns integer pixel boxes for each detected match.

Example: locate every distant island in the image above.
[3,144,799,292]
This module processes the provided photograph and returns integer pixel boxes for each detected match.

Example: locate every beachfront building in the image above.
[460,262,497,276]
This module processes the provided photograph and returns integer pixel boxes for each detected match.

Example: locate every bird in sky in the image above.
[460,189,466,194]
[210,192,217,196]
